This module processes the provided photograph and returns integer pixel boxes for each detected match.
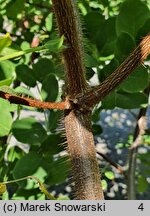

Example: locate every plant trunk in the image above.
[65,109,104,199]
[52,0,104,199]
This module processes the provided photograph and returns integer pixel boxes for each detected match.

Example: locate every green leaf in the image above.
[96,17,117,56]
[16,65,36,87]
[92,108,102,122]
[45,13,53,32]
[45,157,70,185]
[116,0,150,37]
[100,40,116,57]
[0,96,13,111]
[0,33,12,53]
[0,50,30,62]
[119,66,148,93]
[41,134,64,158]
[13,152,47,189]
[101,91,116,109]
[143,135,150,145]
[89,1,102,9]
[138,175,148,193]
[84,54,98,67]
[104,171,115,180]
[33,58,55,83]
[41,74,58,102]
[57,195,70,200]
[86,68,95,80]
[0,98,13,137]
[0,60,15,80]
[12,188,45,200]
[85,12,105,42]
[6,0,25,19]
[138,152,150,165]
[12,117,47,145]
[115,32,136,63]
[102,91,148,109]
[0,78,13,87]
[116,92,148,109]
[1,45,21,55]
[137,18,150,39]
[98,59,119,82]
[44,36,64,51]
[101,179,107,190]
[0,37,64,62]
[48,110,62,133]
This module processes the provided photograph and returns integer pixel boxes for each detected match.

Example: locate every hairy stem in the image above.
[52,0,88,97]
[0,91,70,110]
[65,110,104,199]
[52,0,104,199]
[76,33,150,109]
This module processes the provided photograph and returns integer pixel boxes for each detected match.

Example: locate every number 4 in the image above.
[138,203,144,211]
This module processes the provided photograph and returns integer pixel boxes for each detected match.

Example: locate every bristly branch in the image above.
[0,91,71,110]
[52,0,104,199]
[75,33,150,109]
[52,0,88,97]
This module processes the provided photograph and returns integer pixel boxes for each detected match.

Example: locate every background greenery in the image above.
[0,0,150,200]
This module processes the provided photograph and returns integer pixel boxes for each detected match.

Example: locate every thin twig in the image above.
[0,91,71,110]
[2,175,56,200]
[97,151,127,177]
[127,84,150,200]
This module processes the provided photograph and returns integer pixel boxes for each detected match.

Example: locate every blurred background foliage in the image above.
[0,0,150,200]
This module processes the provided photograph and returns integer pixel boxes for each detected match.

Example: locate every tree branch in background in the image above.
[96,151,126,177]
[127,84,150,200]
